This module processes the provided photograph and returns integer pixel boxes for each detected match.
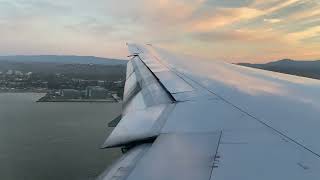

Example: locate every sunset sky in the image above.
[0,0,319,62]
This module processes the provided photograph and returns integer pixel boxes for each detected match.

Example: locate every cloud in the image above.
[252,0,301,12]
[204,0,255,8]
[287,26,320,42]
[188,7,263,32]
[191,30,258,42]
[0,0,70,19]
[264,18,282,23]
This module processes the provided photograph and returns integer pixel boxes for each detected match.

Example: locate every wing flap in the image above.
[154,71,193,94]
[102,104,174,148]
[128,44,194,95]
[103,51,174,148]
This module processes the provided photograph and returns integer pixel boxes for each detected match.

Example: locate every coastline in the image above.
[37,95,118,103]
[0,89,47,93]
[36,99,117,103]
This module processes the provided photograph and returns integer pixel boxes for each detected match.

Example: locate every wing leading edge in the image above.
[98,43,320,180]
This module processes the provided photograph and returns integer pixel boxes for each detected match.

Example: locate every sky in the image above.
[0,0,319,63]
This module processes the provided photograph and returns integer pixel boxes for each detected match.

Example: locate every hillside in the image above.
[0,55,127,80]
[238,59,320,80]
[0,55,126,65]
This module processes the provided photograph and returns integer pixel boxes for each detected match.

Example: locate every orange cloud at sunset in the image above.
[0,0,319,63]
[189,8,263,32]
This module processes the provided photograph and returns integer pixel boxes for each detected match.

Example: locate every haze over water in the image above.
[0,93,121,180]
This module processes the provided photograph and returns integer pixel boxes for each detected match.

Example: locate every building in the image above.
[6,70,13,75]
[26,72,33,76]
[14,70,23,76]
[97,80,105,87]
[60,89,81,99]
[86,86,109,99]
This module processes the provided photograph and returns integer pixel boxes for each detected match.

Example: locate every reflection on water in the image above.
[0,93,121,180]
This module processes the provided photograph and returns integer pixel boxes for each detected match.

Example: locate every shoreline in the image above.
[36,99,117,103]
[37,96,118,103]
[0,91,122,103]
[0,90,47,93]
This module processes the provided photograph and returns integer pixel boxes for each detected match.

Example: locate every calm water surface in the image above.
[0,93,121,180]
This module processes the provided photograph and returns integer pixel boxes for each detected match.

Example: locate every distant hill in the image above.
[0,55,127,81]
[0,55,127,65]
[238,59,320,80]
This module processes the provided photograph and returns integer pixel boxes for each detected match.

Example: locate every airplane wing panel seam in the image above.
[209,131,222,180]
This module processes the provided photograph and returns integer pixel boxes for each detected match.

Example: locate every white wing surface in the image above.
[98,43,320,180]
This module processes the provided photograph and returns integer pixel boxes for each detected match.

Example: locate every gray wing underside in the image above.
[97,44,320,180]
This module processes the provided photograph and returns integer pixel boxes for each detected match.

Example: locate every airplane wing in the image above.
[97,43,320,180]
